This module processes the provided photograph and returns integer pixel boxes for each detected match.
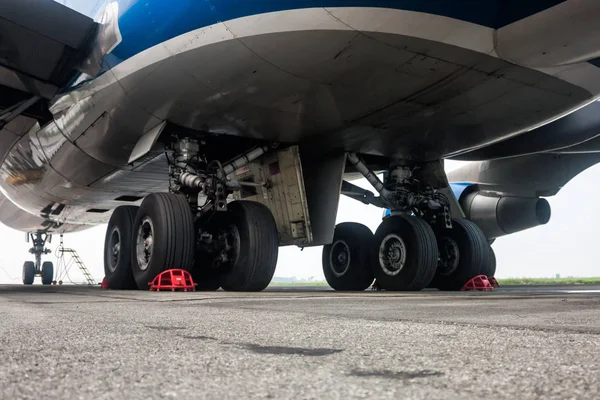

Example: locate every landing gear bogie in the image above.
[101,137,280,291]
[338,154,499,291]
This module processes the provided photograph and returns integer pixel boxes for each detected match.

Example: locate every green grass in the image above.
[496,277,600,285]
[269,278,600,287]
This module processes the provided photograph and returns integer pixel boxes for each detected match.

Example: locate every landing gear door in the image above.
[229,145,313,246]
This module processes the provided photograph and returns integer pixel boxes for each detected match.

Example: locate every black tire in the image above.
[131,193,195,290]
[41,261,54,285]
[220,201,279,292]
[22,261,35,285]
[191,253,222,291]
[372,216,438,291]
[191,215,224,291]
[432,218,490,291]
[482,245,497,277]
[104,206,138,290]
[322,222,374,291]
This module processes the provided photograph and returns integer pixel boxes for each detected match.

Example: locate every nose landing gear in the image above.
[22,232,53,285]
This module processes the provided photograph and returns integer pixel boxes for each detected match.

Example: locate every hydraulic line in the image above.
[178,145,271,189]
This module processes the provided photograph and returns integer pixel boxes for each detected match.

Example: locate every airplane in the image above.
[2,0,600,291]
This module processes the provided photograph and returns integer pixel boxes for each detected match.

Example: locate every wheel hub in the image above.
[108,227,121,273]
[438,236,459,276]
[379,234,407,276]
[330,240,351,277]
[136,217,154,271]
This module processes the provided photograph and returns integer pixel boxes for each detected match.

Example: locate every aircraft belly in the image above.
[107,29,590,161]
[44,7,600,169]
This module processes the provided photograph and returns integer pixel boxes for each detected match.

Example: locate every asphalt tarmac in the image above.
[0,284,598,399]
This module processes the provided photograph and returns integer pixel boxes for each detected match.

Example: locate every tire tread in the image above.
[434,218,490,290]
[221,201,278,292]
[22,261,35,285]
[373,216,438,291]
[132,193,195,290]
[104,205,138,290]
[323,222,374,291]
[41,261,53,285]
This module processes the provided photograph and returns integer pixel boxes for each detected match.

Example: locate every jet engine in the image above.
[453,186,551,240]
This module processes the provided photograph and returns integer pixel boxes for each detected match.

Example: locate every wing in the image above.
[0,0,97,103]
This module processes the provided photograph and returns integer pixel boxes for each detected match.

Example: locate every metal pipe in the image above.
[223,145,270,176]
[346,153,385,194]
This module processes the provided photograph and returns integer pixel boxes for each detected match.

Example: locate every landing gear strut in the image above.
[23,232,54,285]
[103,136,279,291]
[329,154,493,291]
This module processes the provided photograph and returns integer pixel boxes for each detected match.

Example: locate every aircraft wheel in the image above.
[104,206,139,290]
[22,261,35,285]
[372,215,438,291]
[41,261,54,285]
[219,201,278,292]
[432,218,490,290]
[131,193,195,290]
[322,222,374,291]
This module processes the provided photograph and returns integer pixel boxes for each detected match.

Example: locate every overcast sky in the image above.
[1,160,599,284]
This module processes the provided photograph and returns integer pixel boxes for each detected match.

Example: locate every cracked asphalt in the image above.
[0,285,598,399]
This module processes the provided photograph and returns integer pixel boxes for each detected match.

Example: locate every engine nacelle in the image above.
[459,190,551,240]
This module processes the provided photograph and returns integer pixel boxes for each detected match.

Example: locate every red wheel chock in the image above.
[149,269,196,292]
[488,276,499,288]
[101,277,109,289]
[461,275,494,291]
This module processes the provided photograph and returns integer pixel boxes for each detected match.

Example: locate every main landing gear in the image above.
[22,232,54,285]
[103,137,279,291]
[323,155,494,291]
